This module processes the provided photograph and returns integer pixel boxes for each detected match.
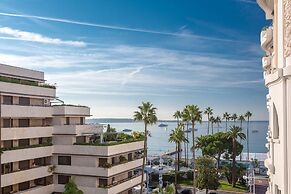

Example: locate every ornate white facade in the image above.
[257,0,291,193]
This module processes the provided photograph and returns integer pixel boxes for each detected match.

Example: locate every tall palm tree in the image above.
[215,116,221,133]
[238,115,245,161]
[173,110,183,163]
[232,113,238,124]
[169,124,188,193]
[182,105,202,194]
[223,112,230,131]
[134,102,158,194]
[227,126,246,187]
[209,116,215,134]
[245,111,252,161]
[204,107,213,135]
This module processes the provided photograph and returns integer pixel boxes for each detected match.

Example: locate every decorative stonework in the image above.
[284,0,291,57]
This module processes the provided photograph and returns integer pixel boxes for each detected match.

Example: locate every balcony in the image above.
[53,105,90,116]
[16,184,54,194]
[55,140,144,156]
[261,26,273,54]
[1,144,52,163]
[1,126,53,140]
[1,166,53,187]
[1,104,53,118]
[257,0,274,20]
[0,80,55,98]
[97,174,143,194]
[55,158,143,177]
[53,124,103,136]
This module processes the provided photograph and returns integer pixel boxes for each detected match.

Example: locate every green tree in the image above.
[173,110,184,163]
[245,111,252,161]
[182,105,202,194]
[196,132,228,171]
[226,126,246,187]
[195,156,219,194]
[204,107,213,135]
[223,112,231,131]
[134,102,158,194]
[63,179,84,194]
[231,113,238,123]
[169,124,188,192]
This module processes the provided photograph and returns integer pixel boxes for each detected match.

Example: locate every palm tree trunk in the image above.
[192,121,196,194]
[226,120,228,132]
[240,121,243,161]
[140,123,147,194]
[207,114,210,135]
[177,143,180,171]
[247,118,250,161]
[232,138,236,187]
[211,122,214,134]
[186,123,189,167]
[183,124,187,167]
[175,143,178,194]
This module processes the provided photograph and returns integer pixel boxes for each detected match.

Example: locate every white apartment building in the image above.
[0,64,144,194]
[257,0,291,193]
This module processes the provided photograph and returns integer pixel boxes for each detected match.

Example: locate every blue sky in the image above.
[0,0,270,120]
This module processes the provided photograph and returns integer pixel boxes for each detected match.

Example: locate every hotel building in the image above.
[257,0,291,193]
[0,64,144,194]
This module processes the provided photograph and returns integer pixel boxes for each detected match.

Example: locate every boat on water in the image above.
[252,130,259,133]
[184,128,198,133]
[158,123,168,127]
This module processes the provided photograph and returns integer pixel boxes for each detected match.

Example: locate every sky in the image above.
[0,0,270,120]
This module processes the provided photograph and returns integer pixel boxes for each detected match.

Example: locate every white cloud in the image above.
[0,27,86,47]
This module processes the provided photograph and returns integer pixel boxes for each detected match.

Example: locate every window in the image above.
[99,178,108,187]
[3,119,12,128]
[19,97,30,106]
[18,139,30,147]
[76,136,86,144]
[2,185,12,194]
[66,117,70,125]
[80,117,84,125]
[19,181,30,191]
[273,103,279,139]
[3,140,13,149]
[2,96,13,105]
[19,160,30,170]
[58,156,71,165]
[19,119,30,127]
[58,175,70,184]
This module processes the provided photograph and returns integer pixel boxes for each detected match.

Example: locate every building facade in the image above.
[257,0,291,193]
[0,64,144,194]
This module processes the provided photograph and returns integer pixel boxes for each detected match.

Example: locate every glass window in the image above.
[19,97,30,106]
[58,156,71,165]
[2,96,13,105]
[19,181,30,191]
[3,119,12,128]
[58,175,70,184]
[19,119,30,127]
[18,139,30,147]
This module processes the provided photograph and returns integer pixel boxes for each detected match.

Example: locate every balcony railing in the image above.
[98,172,142,189]
[2,162,52,175]
[98,155,143,168]
[0,76,56,89]
[0,142,52,153]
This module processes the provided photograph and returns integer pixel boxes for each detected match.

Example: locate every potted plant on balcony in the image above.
[119,155,128,164]
[100,162,112,168]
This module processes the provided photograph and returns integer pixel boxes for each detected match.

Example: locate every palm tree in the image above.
[223,112,231,131]
[134,102,158,194]
[215,116,221,133]
[204,107,213,135]
[245,111,252,161]
[209,116,215,134]
[169,124,188,192]
[238,115,245,161]
[226,126,246,187]
[173,110,182,124]
[232,113,238,124]
[182,105,202,194]
[173,110,183,163]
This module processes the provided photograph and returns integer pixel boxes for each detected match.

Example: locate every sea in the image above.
[88,120,268,159]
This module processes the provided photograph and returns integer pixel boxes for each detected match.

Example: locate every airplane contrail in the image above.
[0,12,242,43]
